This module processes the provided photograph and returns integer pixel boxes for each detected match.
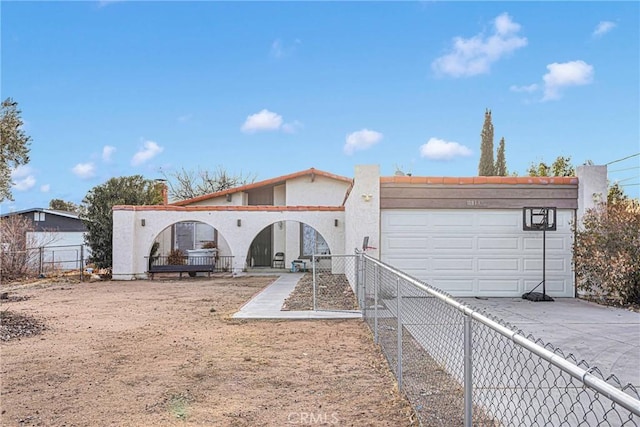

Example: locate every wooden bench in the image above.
[148,263,216,279]
[147,255,216,279]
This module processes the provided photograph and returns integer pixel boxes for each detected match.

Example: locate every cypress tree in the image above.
[495,137,507,176]
[478,109,495,176]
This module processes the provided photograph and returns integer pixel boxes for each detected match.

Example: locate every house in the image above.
[112,165,608,298]
[0,208,89,270]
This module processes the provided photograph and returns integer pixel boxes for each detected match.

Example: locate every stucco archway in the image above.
[112,207,345,279]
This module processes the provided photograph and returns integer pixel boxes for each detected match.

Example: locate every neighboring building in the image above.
[112,165,607,298]
[0,208,89,270]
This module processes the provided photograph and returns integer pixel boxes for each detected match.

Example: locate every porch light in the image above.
[334,219,339,227]
[237,219,241,227]
[226,194,232,202]
[361,194,373,202]
[141,219,146,227]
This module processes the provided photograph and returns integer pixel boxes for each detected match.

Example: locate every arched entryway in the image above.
[246,220,331,269]
[148,220,233,274]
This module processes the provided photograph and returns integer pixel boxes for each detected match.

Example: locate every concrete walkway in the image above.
[233,273,362,319]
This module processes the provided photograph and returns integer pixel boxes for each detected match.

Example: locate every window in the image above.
[300,224,329,257]
[33,212,45,222]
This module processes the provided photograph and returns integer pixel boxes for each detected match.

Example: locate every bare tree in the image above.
[162,166,256,201]
[0,215,59,280]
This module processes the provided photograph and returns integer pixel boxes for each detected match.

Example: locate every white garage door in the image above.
[380,209,575,297]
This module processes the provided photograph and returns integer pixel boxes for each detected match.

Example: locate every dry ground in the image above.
[0,276,416,426]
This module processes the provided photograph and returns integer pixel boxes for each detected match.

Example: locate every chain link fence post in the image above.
[312,253,317,311]
[374,263,379,344]
[464,314,473,427]
[38,246,44,276]
[397,276,403,391]
[80,245,84,281]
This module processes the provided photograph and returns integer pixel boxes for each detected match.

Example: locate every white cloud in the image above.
[593,21,616,38]
[241,109,283,133]
[344,129,383,155]
[419,137,472,160]
[40,184,50,193]
[282,120,304,134]
[270,39,285,59]
[11,165,36,191]
[509,83,538,93]
[72,162,96,179]
[270,38,301,59]
[177,114,192,123]
[542,60,594,101]
[131,140,164,166]
[102,145,116,162]
[432,13,527,78]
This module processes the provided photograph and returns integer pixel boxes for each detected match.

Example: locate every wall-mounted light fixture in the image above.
[141,219,146,227]
[237,219,242,227]
[361,194,373,202]
[226,194,232,202]
[334,219,339,227]
[278,221,284,230]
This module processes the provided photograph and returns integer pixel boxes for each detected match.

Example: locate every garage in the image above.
[379,176,578,298]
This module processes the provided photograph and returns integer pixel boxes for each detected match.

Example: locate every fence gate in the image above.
[311,254,360,312]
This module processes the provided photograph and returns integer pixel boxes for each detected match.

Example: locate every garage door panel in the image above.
[385,257,429,271]
[431,213,474,227]
[478,279,521,293]
[477,213,520,228]
[381,209,574,297]
[386,236,429,250]
[477,236,520,250]
[432,258,473,272]
[432,237,474,250]
[524,258,567,272]
[478,258,520,272]
[523,236,569,250]
[432,278,474,292]
[385,212,428,227]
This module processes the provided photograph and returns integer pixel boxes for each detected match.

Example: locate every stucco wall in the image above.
[113,209,345,279]
[344,165,380,259]
[576,165,608,221]
[286,175,350,205]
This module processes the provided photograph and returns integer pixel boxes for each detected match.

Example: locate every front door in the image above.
[251,226,272,267]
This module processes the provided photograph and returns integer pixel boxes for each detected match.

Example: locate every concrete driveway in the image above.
[459,297,640,388]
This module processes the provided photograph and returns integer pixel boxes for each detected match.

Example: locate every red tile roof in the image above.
[113,205,345,212]
[172,167,352,206]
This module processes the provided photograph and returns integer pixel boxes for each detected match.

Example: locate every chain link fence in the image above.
[358,251,640,426]
[311,254,359,311]
[1,244,89,280]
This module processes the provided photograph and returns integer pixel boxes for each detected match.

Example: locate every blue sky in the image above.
[2,1,639,211]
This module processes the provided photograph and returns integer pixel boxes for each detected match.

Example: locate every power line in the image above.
[614,176,639,183]
[620,183,639,187]
[606,153,639,165]
[608,166,640,173]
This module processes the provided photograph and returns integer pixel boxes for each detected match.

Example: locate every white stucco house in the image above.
[112,164,607,298]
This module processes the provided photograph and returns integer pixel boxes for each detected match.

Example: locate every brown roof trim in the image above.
[172,168,353,206]
[380,176,579,185]
[113,205,345,212]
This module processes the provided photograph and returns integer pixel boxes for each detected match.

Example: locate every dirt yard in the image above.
[0,276,416,426]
